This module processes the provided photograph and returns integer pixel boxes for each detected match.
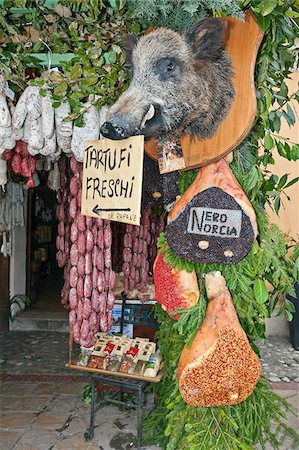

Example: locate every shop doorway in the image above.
[11,183,68,331]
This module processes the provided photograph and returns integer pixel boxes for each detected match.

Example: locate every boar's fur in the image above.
[100,18,235,141]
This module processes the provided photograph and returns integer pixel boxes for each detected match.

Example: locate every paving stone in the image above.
[0,331,79,376]
[16,427,57,450]
[55,414,87,437]
[0,331,298,449]
[46,396,81,412]
[274,389,299,399]
[0,382,36,396]
[32,411,72,430]
[281,376,291,382]
[31,383,58,396]
[14,444,41,450]
[0,430,22,449]
[0,412,35,430]
[54,382,85,396]
[54,434,101,449]
[283,393,299,410]
[16,395,52,412]
[268,376,281,382]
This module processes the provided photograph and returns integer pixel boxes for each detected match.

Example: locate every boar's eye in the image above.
[155,57,180,81]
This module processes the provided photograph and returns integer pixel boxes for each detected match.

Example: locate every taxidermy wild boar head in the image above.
[100,18,235,141]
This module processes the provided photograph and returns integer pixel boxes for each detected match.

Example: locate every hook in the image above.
[39,39,52,72]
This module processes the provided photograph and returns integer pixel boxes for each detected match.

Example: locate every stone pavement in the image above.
[0,331,298,449]
[0,379,160,450]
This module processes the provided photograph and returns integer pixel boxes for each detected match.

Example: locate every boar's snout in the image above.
[101,103,159,140]
[100,116,129,140]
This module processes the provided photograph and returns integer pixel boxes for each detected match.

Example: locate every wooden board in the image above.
[144,11,264,169]
[66,362,163,383]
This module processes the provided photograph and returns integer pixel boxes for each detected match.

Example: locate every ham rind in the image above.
[166,158,257,264]
[153,253,199,319]
[178,271,261,407]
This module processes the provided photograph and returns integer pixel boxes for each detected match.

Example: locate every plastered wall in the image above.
[266,72,299,241]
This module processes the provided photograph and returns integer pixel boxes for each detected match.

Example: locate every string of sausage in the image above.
[122,210,165,294]
[56,156,116,347]
[4,140,36,187]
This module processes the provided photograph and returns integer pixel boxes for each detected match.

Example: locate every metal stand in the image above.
[84,373,148,450]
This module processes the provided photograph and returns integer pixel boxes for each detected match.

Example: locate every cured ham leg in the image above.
[178,271,261,407]
[166,158,257,264]
[153,254,199,319]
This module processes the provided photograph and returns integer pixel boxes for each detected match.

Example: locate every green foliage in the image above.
[80,381,95,405]
[0,0,144,121]
[128,0,244,30]
[144,375,299,449]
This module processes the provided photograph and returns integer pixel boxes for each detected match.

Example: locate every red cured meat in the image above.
[153,253,199,320]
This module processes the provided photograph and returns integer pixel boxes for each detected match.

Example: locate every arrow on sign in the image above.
[92,205,131,215]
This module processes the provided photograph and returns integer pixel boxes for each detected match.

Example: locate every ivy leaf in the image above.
[277,173,288,189]
[254,279,269,304]
[52,101,61,108]
[285,299,296,313]
[264,134,274,150]
[245,166,259,191]
[274,195,281,214]
[54,81,68,96]
[285,309,293,322]
[260,0,278,16]
[82,74,99,86]
[70,64,82,80]
[286,104,296,126]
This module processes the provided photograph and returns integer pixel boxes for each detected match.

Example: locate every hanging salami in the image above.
[55,157,116,347]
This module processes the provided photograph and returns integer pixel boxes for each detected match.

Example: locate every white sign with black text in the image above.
[81,136,144,226]
[187,207,242,238]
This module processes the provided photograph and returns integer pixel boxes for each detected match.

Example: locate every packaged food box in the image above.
[119,347,139,374]
[76,346,93,367]
[108,343,127,372]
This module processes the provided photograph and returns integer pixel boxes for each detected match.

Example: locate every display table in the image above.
[66,362,162,450]
[66,298,161,450]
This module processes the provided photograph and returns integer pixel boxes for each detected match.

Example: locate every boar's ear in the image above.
[184,18,225,61]
[123,34,139,66]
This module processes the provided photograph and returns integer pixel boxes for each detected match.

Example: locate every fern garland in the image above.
[143,306,299,449]
[128,0,244,30]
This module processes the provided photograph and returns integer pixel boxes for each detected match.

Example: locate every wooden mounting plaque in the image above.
[144,11,264,170]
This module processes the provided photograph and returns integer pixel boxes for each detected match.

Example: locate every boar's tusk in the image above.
[140,104,155,130]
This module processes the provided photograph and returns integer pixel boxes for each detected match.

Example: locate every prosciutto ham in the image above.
[178,271,261,407]
[166,158,258,264]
